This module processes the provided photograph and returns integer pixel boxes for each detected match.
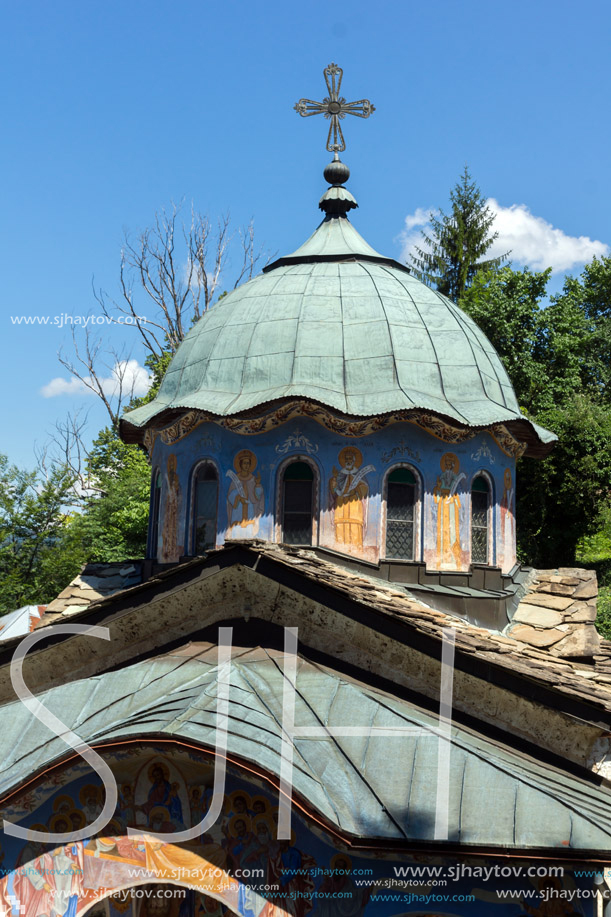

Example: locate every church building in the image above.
[1,65,611,917]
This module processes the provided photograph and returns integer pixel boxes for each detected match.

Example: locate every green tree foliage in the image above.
[596,588,611,640]
[0,455,87,615]
[0,411,154,617]
[461,258,611,567]
[409,166,508,301]
[0,209,264,615]
[517,397,611,565]
[576,502,611,639]
[554,256,611,394]
[460,266,551,408]
[64,350,174,567]
[72,349,175,565]
[74,429,151,563]
[578,503,611,571]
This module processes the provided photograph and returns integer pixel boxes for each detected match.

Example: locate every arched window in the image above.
[150,470,162,559]
[281,461,314,545]
[471,475,491,564]
[386,468,416,559]
[193,463,219,553]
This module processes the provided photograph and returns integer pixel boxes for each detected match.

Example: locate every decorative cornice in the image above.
[142,401,527,458]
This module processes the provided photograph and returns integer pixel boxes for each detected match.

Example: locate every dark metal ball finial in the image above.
[324,157,350,186]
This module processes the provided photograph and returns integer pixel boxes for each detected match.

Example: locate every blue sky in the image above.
[2,0,610,469]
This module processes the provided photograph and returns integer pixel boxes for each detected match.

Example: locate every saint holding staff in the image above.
[433,452,465,569]
[329,447,375,549]
[226,450,264,537]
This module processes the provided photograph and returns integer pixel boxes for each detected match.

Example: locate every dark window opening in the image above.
[386,468,416,560]
[282,462,314,545]
[193,464,218,553]
[471,476,490,564]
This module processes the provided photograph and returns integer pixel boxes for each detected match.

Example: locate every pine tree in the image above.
[409,166,508,302]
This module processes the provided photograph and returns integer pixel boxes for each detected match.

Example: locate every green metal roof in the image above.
[2,644,609,849]
[282,209,387,262]
[122,213,556,452]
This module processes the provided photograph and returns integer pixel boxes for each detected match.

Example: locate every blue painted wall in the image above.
[149,418,516,574]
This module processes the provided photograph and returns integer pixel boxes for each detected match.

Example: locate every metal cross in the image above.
[294,63,375,153]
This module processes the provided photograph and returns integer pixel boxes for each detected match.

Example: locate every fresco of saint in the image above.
[226,815,258,872]
[161,454,183,563]
[500,467,515,564]
[433,452,465,569]
[79,783,103,831]
[49,842,84,917]
[118,782,136,828]
[52,793,74,815]
[243,815,279,883]
[10,825,54,917]
[226,450,264,537]
[315,853,370,917]
[136,762,187,832]
[189,786,204,828]
[329,447,375,549]
[265,831,316,917]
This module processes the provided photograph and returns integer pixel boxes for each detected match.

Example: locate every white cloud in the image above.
[41,359,152,399]
[42,376,92,398]
[398,206,434,269]
[403,206,433,232]
[486,199,609,272]
[399,201,609,274]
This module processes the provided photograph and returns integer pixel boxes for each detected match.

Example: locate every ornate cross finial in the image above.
[294,63,375,153]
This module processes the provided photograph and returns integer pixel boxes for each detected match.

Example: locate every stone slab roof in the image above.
[36,561,143,623]
[242,544,611,707]
[33,544,611,715]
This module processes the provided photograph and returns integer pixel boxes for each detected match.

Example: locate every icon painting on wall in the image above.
[433,452,466,569]
[501,467,515,566]
[226,450,265,537]
[0,741,596,916]
[329,447,375,549]
[161,454,183,562]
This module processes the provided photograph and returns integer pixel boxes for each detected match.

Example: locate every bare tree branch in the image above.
[35,409,104,507]
[56,326,142,427]
[232,219,268,289]
[52,204,268,482]
[93,203,266,358]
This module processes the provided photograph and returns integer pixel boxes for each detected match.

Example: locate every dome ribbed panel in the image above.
[123,259,544,438]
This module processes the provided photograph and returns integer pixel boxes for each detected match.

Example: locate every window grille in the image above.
[471,476,490,564]
[386,468,416,560]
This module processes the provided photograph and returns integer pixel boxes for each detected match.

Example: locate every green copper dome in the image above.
[122,207,555,455]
